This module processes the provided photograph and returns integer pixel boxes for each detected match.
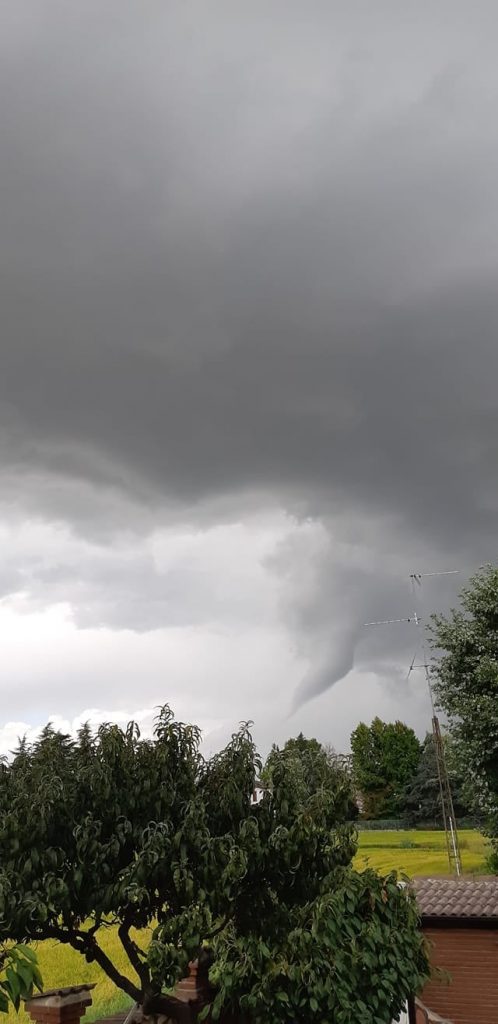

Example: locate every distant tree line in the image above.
[264,723,473,827]
[349,717,472,825]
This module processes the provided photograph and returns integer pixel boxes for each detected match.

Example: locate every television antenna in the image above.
[364,614,420,627]
[410,570,460,583]
[364,570,462,876]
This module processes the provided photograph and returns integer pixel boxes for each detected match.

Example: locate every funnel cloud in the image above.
[0,2,496,752]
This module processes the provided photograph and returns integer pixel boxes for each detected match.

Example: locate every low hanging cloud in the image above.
[0,1,497,744]
[0,516,284,631]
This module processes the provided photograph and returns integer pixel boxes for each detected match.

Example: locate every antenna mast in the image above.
[409,572,461,876]
[364,570,462,876]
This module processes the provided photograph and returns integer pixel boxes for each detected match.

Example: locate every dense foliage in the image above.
[402,732,470,827]
[351,718,421,818]
[212,869,426,1024]
[430,565,498,863]
[0,708,428,1022]
[263,733,358,820]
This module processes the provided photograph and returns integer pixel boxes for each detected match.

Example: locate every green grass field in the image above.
[354,828,489,876]
[8,830,490,1024]
[8,926,147,1024]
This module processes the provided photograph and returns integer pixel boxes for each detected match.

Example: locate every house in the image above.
[412,876,498,1024]
[250,779,265,805]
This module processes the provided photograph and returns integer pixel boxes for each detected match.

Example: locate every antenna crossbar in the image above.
[410,569,460,583]
[364,614,420,626]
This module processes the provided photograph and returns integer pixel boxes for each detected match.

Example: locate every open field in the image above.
[7,830,490,1024]
[354,828,489,876]
[8,926,140,1024]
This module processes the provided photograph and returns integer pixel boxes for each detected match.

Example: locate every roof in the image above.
[412,876,498,920]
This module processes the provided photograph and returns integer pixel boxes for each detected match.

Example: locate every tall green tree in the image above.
[0,709,428,1023]
[401,732,471,826]
[430,565,498,862]
[263,733,358,820]
[351,718,421,818]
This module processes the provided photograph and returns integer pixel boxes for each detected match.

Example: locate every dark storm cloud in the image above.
[1,1,497,705]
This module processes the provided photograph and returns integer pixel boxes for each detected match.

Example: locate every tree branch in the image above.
[83,933,142,1003]
[118,918,150,989]
[44,925,141,1003]
[204,913,232,940]
[44,924,188,1019]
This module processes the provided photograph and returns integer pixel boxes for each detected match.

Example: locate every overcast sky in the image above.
[0,1,496,757]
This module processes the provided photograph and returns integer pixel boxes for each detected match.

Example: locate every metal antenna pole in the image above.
[364,569,462,876]
[408,572,462,876]
[431,712,461,876]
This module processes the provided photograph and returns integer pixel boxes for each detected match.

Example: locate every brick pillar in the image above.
[173,955,213,1008]
[25,984,95,1024]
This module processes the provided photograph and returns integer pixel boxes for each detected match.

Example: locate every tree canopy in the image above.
[430,564,498,861]
[263,733,358,820]
[350,718,421,818]
[401,732,471,827]
[0,708,428,1022]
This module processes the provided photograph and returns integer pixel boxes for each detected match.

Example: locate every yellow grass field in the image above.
[354,827,490,876]
[12,925,144,1024]
[8,830,490,1024]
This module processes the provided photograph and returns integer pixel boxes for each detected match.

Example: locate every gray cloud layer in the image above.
[1,2,497,720]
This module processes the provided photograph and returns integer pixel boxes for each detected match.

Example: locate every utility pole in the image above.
[364,570,462,876]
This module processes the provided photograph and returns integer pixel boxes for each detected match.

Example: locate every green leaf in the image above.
[13,947,37,964]
[6,968,20,1004]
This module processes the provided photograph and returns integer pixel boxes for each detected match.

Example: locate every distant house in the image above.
[412,876,498,1024]
[250,779,265,806]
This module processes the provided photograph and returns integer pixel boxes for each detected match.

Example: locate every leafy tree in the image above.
[0,708,428,1023]
[351,718,421,818]
[263,733,358,820]
[430,565,498,860]
[401,732,471,826]
[212,868,426,1024]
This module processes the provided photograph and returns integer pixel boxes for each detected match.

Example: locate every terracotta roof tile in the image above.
[412,876,498,919]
